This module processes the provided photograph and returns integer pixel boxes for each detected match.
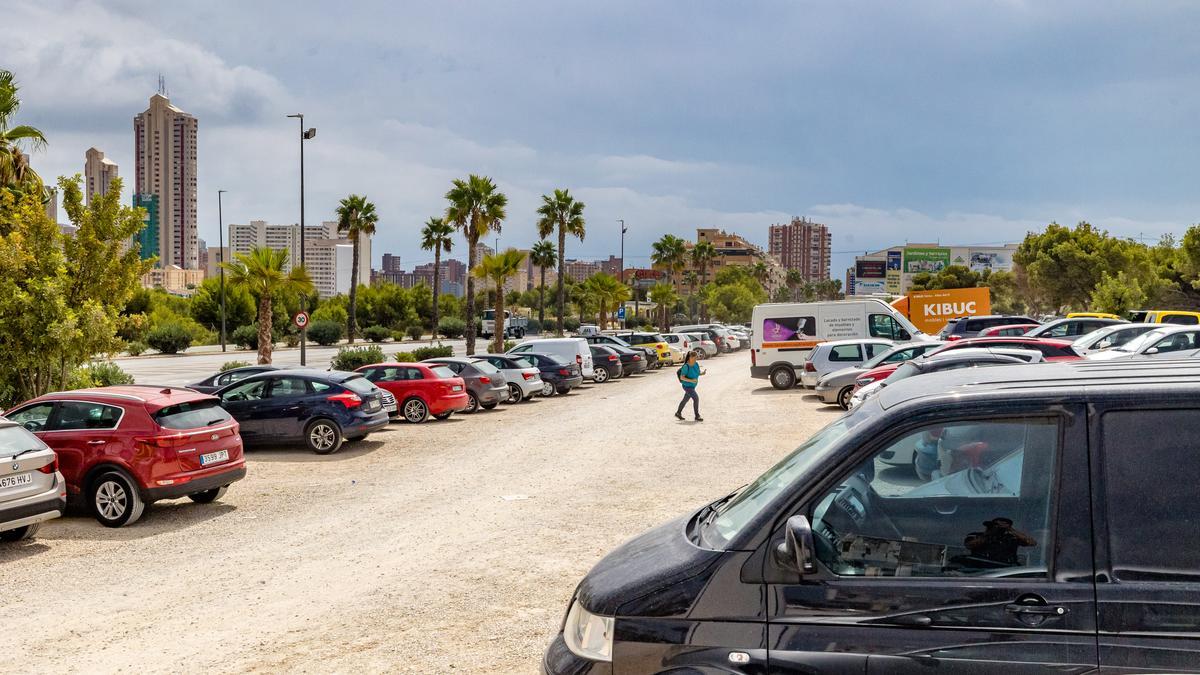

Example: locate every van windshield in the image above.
[702,417,857,549]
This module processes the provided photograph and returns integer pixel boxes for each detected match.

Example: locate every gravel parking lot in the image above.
[0,351,832,674]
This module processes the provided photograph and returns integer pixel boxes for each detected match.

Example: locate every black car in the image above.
[938,314,1040,340]
[213,369,389,454]
[582,335,659,369]
[520,352,583,395]
[546,360,1200,673]
[588,345,624,383]
[187,364,285,394]
[607,343,648,376]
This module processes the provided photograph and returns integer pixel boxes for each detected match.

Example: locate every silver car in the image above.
[683,332,718,358]
[814,341,942,409]
[1072,322,1157,355]
[799,339,895,388]
[0,419,66,542]
[472,354,543,403]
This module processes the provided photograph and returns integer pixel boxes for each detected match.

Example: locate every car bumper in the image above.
[813,382,843,403]
[557,375,584,391]
[478,386,507,404]
[623,360,647,374]
[516,378,544,396]
[799,371,820,388]
[429,392,470,415]
[542,633,610,675]
[0,485,66,533]
[144,463,247,501]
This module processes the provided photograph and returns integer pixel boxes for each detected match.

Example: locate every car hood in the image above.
[820,365,865,385]
[1086,349,1136,361]
[575,514,722,617]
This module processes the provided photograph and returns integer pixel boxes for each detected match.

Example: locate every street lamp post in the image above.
[218,189,227,352]
[287,114,316,365]
[618,219,626,328]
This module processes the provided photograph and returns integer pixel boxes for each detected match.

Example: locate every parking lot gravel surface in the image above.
[0,351,833,674]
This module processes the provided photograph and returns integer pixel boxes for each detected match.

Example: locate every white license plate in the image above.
[452,385,463,392]
[366,399,380,412]
[199,449,229,466]
[0,472,32,491]
[384,403,397,413]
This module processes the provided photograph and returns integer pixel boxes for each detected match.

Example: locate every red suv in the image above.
[355,362,469,423]
[4,386,247,527]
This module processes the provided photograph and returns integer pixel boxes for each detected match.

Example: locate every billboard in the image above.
[886,250,902,271]
[853,279,886,295]
[856,260,886,279]
[902,287,992,335]
[885,269,902,293]
[903,247,951,274]
[967,249,1013,273]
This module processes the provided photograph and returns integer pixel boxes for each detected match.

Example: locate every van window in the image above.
[810,418,1059,578]
[869,314,906,340]
[1102,410,1200,580]
[828,345,863,362]
[762,316,816,342]
[1162,313,1199,325]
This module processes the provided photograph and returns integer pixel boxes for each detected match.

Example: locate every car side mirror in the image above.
[773,515,816,575]
[1145,347,1159,355]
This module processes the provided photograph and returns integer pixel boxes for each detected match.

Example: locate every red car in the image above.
[355,362,469,423]
[977,323,1039,337]
[4,385,246,527]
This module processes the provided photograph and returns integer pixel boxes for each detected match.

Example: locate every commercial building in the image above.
[206,246,229,279]
[141,265,205,296]
[664,228,786,295]
[134,93,199,269]
[132,193,159,262]
[84,147,119,206]
[227,220,370,298]
[768,216,831,282]
[561,258,601,282]
[846,243,1020,297]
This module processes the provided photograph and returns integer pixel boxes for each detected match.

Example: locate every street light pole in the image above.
[287,114,316,365]
[218,189,227,352]
[618,219,626,328]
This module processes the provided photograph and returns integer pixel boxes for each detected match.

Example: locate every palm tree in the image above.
[584,273,630,330]
[0,69,47,196]
[529,239,556,331]
[786,269,805,301]
[224,246,314,365]
[473,248,527,353]
[651,234,688,283]
[690,241,717,320]
[445,175,508,355]
[335,194,378,343]
[751,260,770,286]
[420,216,455,341]
[535,189,586,336]
[571,280,592,326]
[683,270,699,320]
[648,282,679,332]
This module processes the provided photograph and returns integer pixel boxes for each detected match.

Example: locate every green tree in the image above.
[683,270,699,320]
[420,216,454,340]
[583,272,630,330]
[651,234,688,282]
[335,194,378,343]
[473,248,526,353]
[648,282,679,331]
[445,175,508,354]
[0,70,47,200]
[1014,221,1141,312]
[224,247,314,364]
[909,265,982,291]
[785,269,806,302]
[530,239,556,331]
[535,188,586,336]
[1090,271,1148,316]
[189,276,256,331]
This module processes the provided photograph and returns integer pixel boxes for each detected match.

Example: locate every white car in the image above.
[472,355,544,403]
[1072,322,1157,355]
[683,332,718,358]
[1086,325,1200,361]
[508,337,595,380]
[799,339,895,388]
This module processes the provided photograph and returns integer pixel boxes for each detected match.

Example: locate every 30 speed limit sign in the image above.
[292,311,310,329]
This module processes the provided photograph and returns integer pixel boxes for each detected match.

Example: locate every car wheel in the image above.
[556,386,571,395]
[464,392,479,413]
[305,418,343,454]
[402,397,430,423]
[188,485,228,504]
[593,367,609,383]
[0,523,41,542]
[770,367,796,390]
[540,381,555,397]
[90,470,145,528]
[434,412,452,420]
[481,400,499,410]
[838,385,855,410]
[507,383,524,404]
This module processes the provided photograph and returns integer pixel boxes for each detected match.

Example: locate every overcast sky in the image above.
[11,1,1200,275]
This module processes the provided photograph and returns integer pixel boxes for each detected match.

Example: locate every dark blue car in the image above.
[214,369,389,454]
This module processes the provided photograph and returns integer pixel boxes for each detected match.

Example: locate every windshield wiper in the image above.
[5,447,43,460]
[698,483,748,529]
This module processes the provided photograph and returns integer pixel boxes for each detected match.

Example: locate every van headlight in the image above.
[562,599,614,662]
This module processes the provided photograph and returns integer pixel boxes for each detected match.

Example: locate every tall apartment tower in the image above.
[84,147,119,205]
[134,93,198,268]
[768,216,832,282]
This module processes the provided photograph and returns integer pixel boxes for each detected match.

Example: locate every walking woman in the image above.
[675,352,705,421]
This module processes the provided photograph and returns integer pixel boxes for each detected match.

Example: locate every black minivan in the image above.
[545,360,1200,672]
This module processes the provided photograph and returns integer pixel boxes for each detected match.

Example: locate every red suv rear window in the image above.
[154,400,232,430]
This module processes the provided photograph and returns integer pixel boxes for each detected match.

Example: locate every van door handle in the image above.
[933,505,958,515]
[1005,603,1067,616]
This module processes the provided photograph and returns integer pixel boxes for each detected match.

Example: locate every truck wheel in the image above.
[770,367,796,390]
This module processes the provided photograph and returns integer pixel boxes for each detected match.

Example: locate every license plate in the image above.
[452,385,463,392]
[384,402,397,413]
[199,449,229,466]
[366,399,380,412]
[0,472,32,491]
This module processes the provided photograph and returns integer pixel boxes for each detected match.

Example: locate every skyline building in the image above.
[768,216,832,282]
[134,93,199,269]
[227,220,370,298]
[84,147,119,206]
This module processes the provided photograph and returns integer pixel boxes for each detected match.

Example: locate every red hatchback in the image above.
[930,336,1082,362]
[356,362,469,423]
[4,386,246,527]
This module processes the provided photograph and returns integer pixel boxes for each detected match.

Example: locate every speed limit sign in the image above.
[292,311,310,329]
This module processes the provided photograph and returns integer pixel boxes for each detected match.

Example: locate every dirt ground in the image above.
[0,352,834,674]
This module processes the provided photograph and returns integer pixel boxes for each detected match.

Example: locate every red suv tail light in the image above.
[37,456,58,474]
[327,392,363,408]
[804,361,817,372]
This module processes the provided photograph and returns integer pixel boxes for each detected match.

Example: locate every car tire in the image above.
[593,367,609,383]
[770,367,796,390]
[481,400,499,410]
[434,412,452,420]
[556,386,571,395]
[305,418,343,455]
[464,392,480,413]
[540,381,555,397]
[188,485,228,504]
[89,470,145,528]
[837,385,855,410]
[0,523,41,541]
[507,383,524,404]
[402,397,430,423]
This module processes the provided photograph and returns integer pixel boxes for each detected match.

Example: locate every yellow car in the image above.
[612,331,674,369]
[1144,310,1200,326]
[1067,311,1121,320]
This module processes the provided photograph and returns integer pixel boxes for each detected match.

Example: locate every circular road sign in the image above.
[292,311,310,329]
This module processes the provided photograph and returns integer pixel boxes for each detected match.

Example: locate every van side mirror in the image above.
[898,330,911,341]
[774,515,816,574]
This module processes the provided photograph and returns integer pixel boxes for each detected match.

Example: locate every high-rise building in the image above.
[134,93,199,269]
[562,259,600,282]
[132,193,159,261]
[599,255,623,279]
[768,216,831,282]
[380,253,403,273]
[226,220,369,298]
[84,147,119,206]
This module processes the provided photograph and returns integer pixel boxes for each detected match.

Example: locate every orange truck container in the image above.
[891,287,992,336]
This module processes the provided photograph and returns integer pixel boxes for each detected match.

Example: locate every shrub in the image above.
[437,316,466,338]
[331,345,385,371]
[69,361,135,389]
[393,351,416,362]
[526,318,541,334]
[486,340,516,354]
[308,320,344,346]
[363,325,391,343]
[406,324,424,340]
[312,302,348,326]
[411,345,453,361]
[220,360,252,372]
[146,323,192,354]
[563,317,581,332]
[232,325,259,350]
[283,331,301,348]
[125,341,147,357]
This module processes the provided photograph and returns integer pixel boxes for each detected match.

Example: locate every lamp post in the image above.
[287,114,316,365]
[218,189,227,352]
[618,219,627,328]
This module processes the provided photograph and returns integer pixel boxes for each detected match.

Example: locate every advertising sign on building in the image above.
[885,269,902,293]
[854,279,886,295]
[886,250,902,271]
[967,248,1013,273]
[855,260,886,279]
[900,287,992,335]
[903,247,951,274]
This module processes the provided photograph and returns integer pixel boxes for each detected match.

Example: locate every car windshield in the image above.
[0,424,45,457]
[154,399,232,430]
[888,361,922,383]
[341,376,377,395]
[862,346,911,369]
[430,366,457,378]
[1117,328,1168,353]
[703,417,857,549]
[510,358,534,369]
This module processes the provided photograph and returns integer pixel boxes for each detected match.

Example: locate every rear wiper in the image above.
[7,447,43,460]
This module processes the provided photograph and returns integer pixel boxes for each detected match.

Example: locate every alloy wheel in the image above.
[404,399,428,423]
[541,381,554,397]
[594,367,608,383]
[310,424,337,450]
[507,384,523,404]
[95,480,127,521]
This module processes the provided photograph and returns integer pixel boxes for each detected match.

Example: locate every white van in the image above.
[749,299,931,389]
[507,337,595,380]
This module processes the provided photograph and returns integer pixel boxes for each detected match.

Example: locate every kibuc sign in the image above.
[891,287,992,335]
